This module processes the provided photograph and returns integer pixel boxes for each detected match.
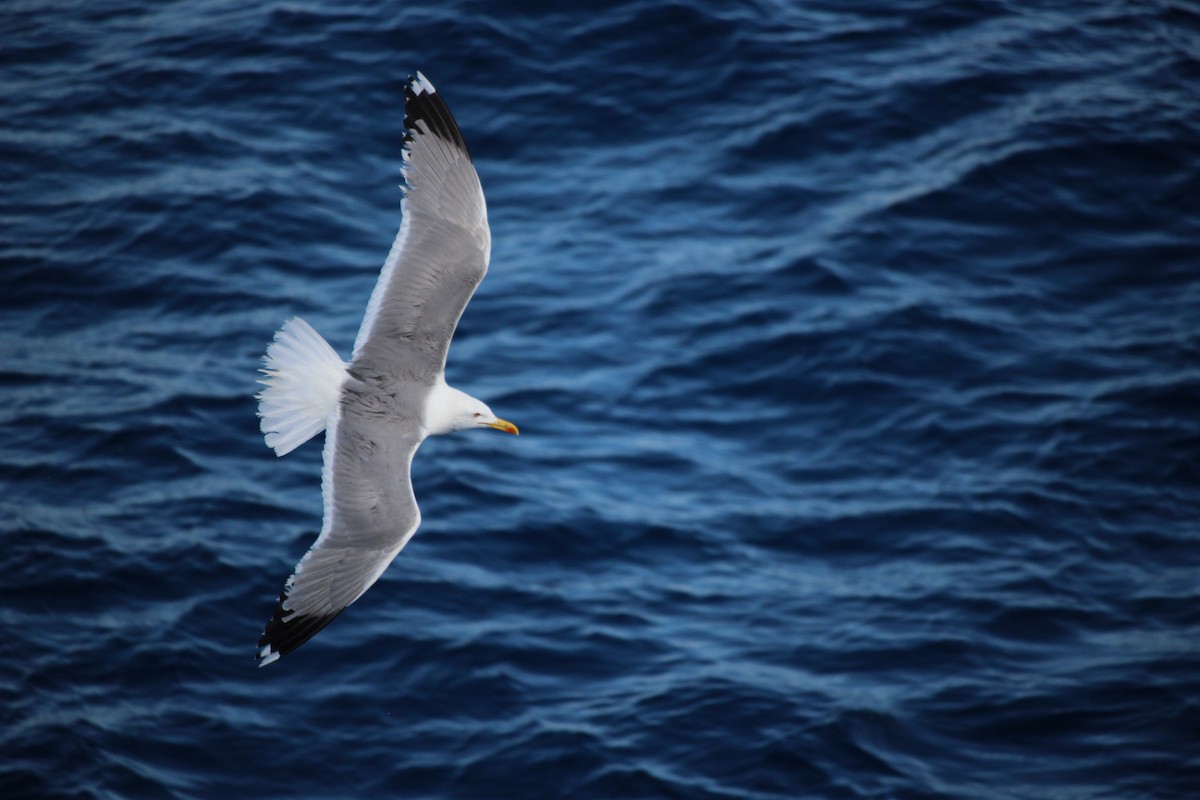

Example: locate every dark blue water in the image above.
[4,1,1199,797]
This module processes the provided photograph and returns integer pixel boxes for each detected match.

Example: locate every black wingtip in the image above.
[403,71,472,160]
[256,591,344,667]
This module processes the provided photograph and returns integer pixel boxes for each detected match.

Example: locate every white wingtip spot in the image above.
[258,645,281,668]
[413,71,436,95]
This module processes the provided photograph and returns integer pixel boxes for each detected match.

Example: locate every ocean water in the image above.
[3,1,1199,797]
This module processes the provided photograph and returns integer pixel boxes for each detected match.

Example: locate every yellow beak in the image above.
[486,418,519,435]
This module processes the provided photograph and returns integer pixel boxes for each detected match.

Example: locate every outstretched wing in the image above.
[350,72,491,384]
[257,393,423,666]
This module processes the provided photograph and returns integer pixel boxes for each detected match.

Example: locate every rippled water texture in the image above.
[3,1,1199,798]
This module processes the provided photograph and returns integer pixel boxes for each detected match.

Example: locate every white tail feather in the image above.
[257,317,347,457]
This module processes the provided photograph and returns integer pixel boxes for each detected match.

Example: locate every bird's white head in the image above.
[425,382,519,437]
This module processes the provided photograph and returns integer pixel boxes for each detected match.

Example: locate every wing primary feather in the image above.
[404,76,471,160]
[257,592,345,666]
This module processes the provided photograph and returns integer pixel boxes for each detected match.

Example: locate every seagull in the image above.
[254,72,518,667]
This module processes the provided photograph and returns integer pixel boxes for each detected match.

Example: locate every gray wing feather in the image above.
[351,79,490,383]
[257,400,423,662]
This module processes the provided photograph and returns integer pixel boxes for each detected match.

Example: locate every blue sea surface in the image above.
[3,1,1199,798]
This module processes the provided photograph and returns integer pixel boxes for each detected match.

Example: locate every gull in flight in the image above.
[254,72,518,667]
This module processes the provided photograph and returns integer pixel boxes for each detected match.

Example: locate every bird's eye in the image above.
[473,412,481,418]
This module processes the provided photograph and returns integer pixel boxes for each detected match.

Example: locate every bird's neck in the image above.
[422,379,472,436]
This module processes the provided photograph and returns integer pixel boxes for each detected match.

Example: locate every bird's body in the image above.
[254,73,517,667]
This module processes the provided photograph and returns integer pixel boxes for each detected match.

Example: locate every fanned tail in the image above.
[256,317,346,456]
